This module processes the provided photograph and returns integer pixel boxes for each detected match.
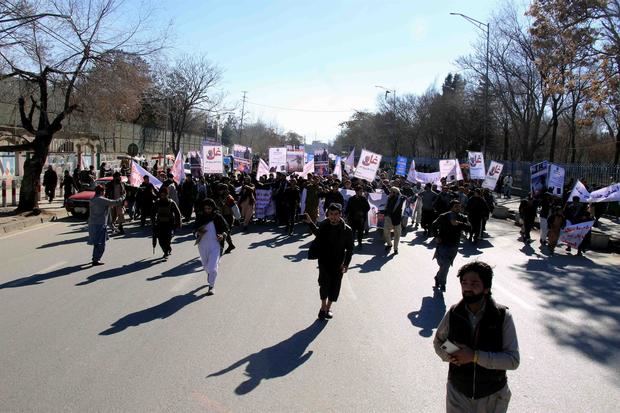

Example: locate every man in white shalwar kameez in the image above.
[194,198,229,295]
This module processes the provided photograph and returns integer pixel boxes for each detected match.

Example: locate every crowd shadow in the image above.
[0,263,91,289]
[206,320,326,395]
[512,256,620,379]
[408,289,446,337]
[99,285,210,335]
[76,258,163,285]
[349,252,394,273]
[148,257,203,281]
[247,232,305,249]
[283,250,308,263]
[37,236,88,249]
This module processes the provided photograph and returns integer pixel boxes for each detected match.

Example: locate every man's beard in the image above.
[462,292,485,304]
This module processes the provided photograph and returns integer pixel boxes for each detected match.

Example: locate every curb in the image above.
[0,209,69,235]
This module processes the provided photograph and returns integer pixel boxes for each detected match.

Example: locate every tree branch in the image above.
[0,142,35,152]
[18,96,35,134]
[50,104,78,134]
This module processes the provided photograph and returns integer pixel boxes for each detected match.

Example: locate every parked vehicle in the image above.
[65,176,129,217]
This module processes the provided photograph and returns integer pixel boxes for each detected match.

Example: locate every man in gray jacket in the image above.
[434,261,520,412]
[88,185,124,265]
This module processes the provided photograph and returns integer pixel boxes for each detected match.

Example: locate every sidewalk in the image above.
[495,196,620,253]
[0,198,69,235]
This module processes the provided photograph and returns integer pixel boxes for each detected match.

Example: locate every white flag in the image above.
[333,156,342,180]
[344,148,356,173]
[257,158,270,180]
[130,160,162,189]
[171,147,185,185]
[406,159,417,183]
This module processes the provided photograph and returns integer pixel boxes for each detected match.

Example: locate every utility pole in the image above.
[239,91,247,142]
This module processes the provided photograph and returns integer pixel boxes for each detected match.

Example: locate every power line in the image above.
[245,100,355,113]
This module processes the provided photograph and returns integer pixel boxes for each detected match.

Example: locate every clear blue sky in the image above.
[158,0,506,143]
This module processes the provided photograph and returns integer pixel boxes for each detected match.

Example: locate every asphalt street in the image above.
[0,216,619,412]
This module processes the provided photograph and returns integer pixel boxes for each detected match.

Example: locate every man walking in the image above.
[88,185,125,266]
[433,261,520,413]
[304,203,354,320]
[105,171,127,235]
[43,165,58,203]
[383,187,405,254]
[152,186,181,259]
[466,189,490,243]
[420,183,439,236]
[345,185,370,248]
[431,200,470,292]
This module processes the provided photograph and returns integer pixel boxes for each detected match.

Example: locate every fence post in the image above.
[1,180,6,208]
[11,179,17,206]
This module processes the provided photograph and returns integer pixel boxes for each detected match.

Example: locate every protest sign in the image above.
[354,149,381,182]
[233,144,252,173]
[546,164,565,196]
[559,220,594,248]
[367,192,387,228]
[530,160,549,198]
[468,151,485,180]
[255,189,275,219]
[268,147,287,173]
[314,148,330,176]
[482,161,504,190]
[395,156,407,176]
[257,158,270,180]
[202,145,224,174]
[286,145,304,173]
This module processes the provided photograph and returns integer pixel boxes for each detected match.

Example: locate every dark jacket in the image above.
[448,297,508,399]
[432,211,470,246]
[323,191,345,211]
[385,194,405,222]
[466,196,490,220]
[345,195,370,224]
[309,219,354,269]
[43,169,58,188]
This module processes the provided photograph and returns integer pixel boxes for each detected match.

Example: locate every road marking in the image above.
[492,283,536,311]
[0,222,58,240]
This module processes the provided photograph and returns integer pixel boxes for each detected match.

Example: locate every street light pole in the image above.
[375,85,397,155]
[450,12,490,157]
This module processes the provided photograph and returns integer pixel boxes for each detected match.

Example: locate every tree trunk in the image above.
[17,131,50,211]
[614,126,619,166]
[502,118,509,160]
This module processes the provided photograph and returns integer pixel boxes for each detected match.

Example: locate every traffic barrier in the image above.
[1,180,6,207]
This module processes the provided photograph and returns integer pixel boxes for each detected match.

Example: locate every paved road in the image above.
[0,216,619,412]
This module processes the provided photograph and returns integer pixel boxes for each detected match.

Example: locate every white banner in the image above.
[268,147,287,173]
[482,161,504,190]
[339,188,356,210]
[547,164,565,196]
[130,160,162,189]
[415,171,442,187]
[589,183,620,203]
[568,180,590,202]
[559,220,594,248]
[202,145,224,174]
[406,160,417,183]
[257,158,270,180]
[367,192,387,228]
[255,189,275,219]
[354,149,381,182]
[571,181,620,203]
[468,151,486,180]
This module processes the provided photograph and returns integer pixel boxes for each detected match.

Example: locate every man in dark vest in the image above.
[433,261,520,413]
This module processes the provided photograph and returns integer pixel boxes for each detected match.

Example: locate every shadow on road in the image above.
[247,231,305,249]
[207,320,327,395]
[148,257,203,281]
[99,285,209,335]
[513,256,620,378]
[37,236,88,249]
[408,289,446,337]
[0,263,91,289]
[76,258,163,285]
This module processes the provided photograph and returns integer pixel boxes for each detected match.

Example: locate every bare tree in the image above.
[151,55,223,156]
[0,0,167,211]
